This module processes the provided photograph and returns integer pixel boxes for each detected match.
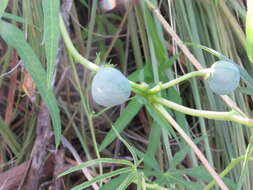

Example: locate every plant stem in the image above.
[144,0,246,116]
[68,54,101,177]
[59,15,100,72]
[153,96,253,128]
[59,15,149,97]
[149,69,210,94]
[129,81,149,95]
[152,103,229,190]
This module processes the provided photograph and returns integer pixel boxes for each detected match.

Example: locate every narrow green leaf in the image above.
[72,168,133,190]
[99,98,143,151]
[236,139,253,190]
[148,171,202,190]
[185,42,229,61]
[117,172,137,190]
[237,66,253,87]
[144,102,178,141]
[58,158,133,178]
[100,174,129,190]
[2,13,40,30]
[238,87,253,96]
[42,0,60,86]
[0,117,21,155]
[111,125,138,165]
[143,2,166,64]
[246,0,253,62]
[0,0,8,19]
[128,62,153,83]
[170,136,206,169]
[144,122,161,170]
[0,21,61,147]
[134,147,160,171]
[170,166,211,182]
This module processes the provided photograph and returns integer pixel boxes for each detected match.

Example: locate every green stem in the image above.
[68,54,101,174]
[129,81,149,95]
[149,69,209,94]
[59,15,100,72]
[153,96,253,128]
[204,156,253,190]
[152,104,229,190]
[59,15,149,97]
[236,134,253,190]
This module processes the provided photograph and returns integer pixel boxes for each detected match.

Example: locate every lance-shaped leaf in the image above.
[42,0,60,86]
[0,20,61,148]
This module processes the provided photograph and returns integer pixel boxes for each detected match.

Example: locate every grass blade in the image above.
[100,174,130,190]
[99,97,143,151]
[42,0,60,86]
[0,117,21,155]
[0,0,8,18]
[58,158,134,178]
[111,125,138,164]
[72,168,133,190]
[0,20,61,147]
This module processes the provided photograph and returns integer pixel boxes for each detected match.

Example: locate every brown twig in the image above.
[50,148,66,190]
[23,103,53,190]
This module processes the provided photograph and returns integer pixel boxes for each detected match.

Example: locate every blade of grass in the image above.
[42,0,60,86]
[117,172,137,190]
[85,0,98,58]
[111,125,138,165]
[236,135,253,190]
[100,174,130,190]
[0,21,61,147]
[0,117,21,155]
[0,0,8,18]
[58,158,134,178]
[72,168,133,190]
[99,97,143,151]
[2,13,40,30]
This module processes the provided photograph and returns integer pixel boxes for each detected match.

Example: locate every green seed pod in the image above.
[91,67,131,107]
[207,61,240,95]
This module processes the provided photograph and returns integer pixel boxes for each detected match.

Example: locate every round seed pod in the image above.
[91,67,131,107]
[207,61,240,95]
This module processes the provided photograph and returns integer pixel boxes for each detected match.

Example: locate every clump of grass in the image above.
[0,0,252,190]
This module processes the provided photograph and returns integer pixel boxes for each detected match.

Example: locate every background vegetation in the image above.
[0,0,252,189]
